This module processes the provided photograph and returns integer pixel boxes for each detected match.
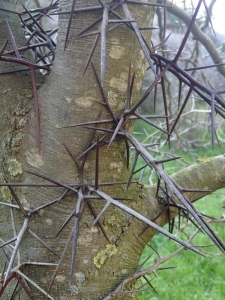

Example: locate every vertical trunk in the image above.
[0,1,157,299]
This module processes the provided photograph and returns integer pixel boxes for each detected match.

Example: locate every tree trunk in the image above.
[0,1,224,300]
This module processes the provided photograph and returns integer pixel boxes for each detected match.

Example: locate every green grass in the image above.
[132,119,225,299]
[138,192,225,299]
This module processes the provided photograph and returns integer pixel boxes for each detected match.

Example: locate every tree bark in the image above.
[0,1,224,300]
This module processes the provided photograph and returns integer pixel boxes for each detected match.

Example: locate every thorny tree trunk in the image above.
[0,1,225,300]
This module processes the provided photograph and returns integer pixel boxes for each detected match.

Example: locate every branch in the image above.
[142,155,225,230]
[157,0,225,77]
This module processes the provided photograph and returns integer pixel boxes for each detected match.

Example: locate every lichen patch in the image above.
[75,272,85,283]
[8,159,23,177]
[93,244,117,269]
[0,186,12,202]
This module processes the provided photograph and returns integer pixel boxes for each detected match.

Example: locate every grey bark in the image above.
[0,1,224,300]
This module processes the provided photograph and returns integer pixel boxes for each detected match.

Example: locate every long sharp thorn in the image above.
[100,4,109,87]
[125,62,132,110]
[127,0,170,8]
[86,200,110,242]
[75,133,109,162]
[181,211,204,234]
[5,179,26,216]
[75,16,102,38]
[76,30,100,39]
[143,275,158,294]
[159,60,170,139]
[134,112,170,135]
[153,65,159,113]
[81,125,114,134]
[55,210,75,238]
[202,0,216,36]
[156,156,182,164]
[15,274,35,300]
[129,72,135,108]
[178,80,182,109]
[163,1,167,42]
[210,93,215,149]
[122,2,156,75]
[64,0,77,49]
[0,237,17,249]
[155,32,172,51]
[70,189,84,283]
[0,263,6,280]
[83,34,100,75]
[62,118,113,128]
[30,67,41,154]
[127,151,139,190]
[63,143,79,170]
[26,170,78,193]
[107,117,124,150]
[125,66,169,116]
[47,229,73,296]
[6,21,21,59]
[92,202,110,227]
[17,270,54,300]
[95,136,100,190]
[173,0,203,63]
[4,218,29,285]
[0,40,8,57]
[168,85,193,137]
[27,229,59,257]
[156,177,161,199]
[91,62,116,121]
[124,137,130,169]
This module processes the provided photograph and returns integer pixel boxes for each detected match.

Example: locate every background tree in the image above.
[0,0,224,299]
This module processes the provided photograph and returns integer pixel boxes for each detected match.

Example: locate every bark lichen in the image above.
[93,244,117,269]
[7,158,23,177]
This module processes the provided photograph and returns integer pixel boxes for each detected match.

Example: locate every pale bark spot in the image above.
[110,72,127,93]
[109,45,125,60]
[197,170,203,181]
[45,218,53,225]
[136,80,143,91]
[110,37,119,45]
[64,96,72,103]
[110,162,123,173]
[56,275,66,282]
[74,96,94,108]
[118,101,125,110]
[78,233,92,244]
[137,49,145,69]
[25,149,44,167]
[83,259,89,264]
[90,227,98,233]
